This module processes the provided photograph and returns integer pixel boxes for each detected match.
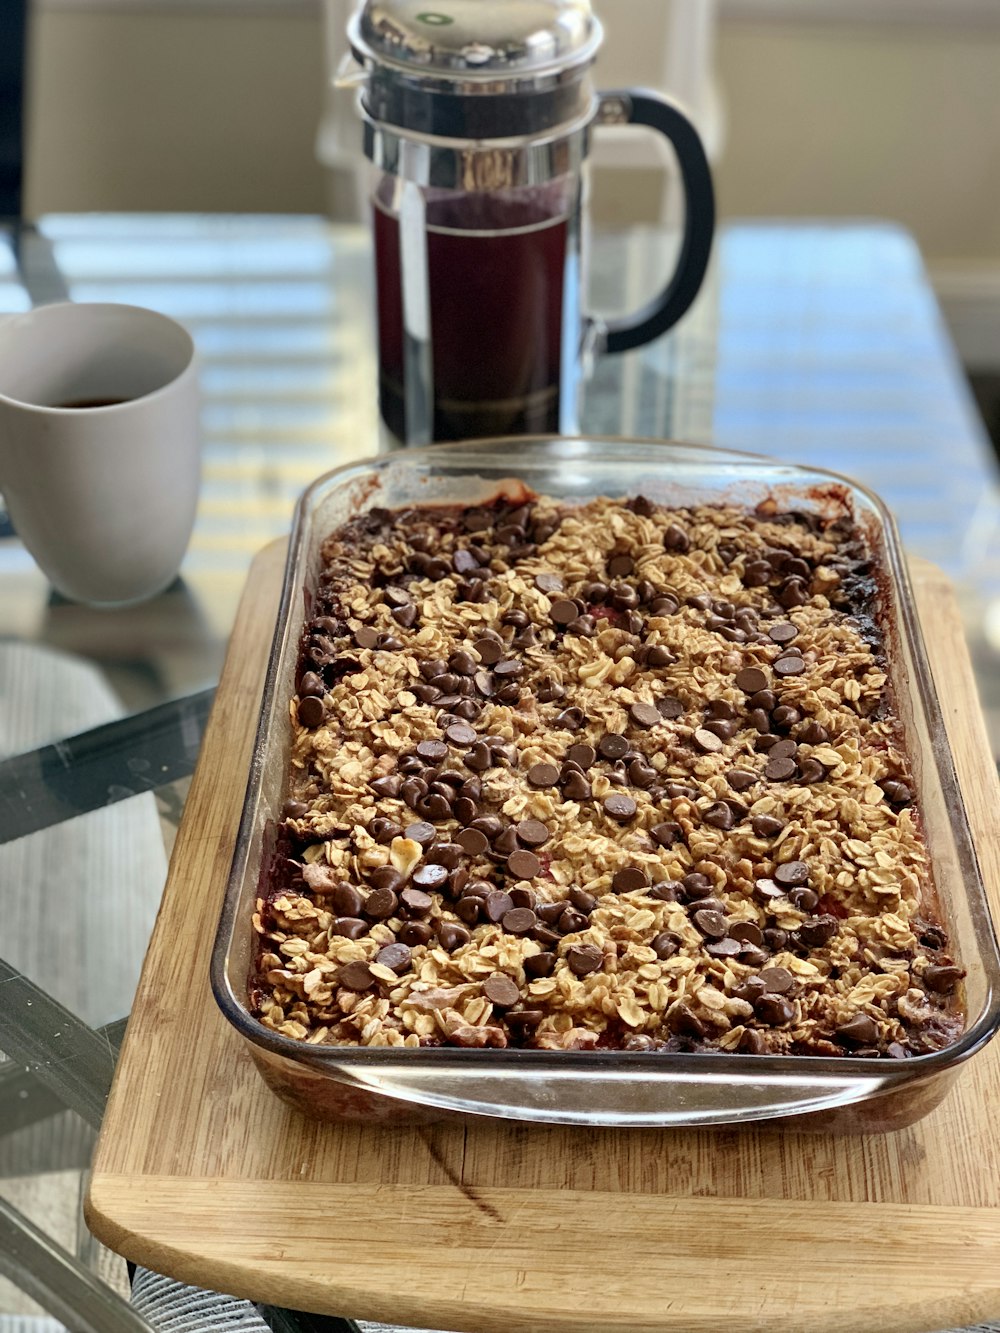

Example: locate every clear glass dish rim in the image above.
[211,434,1000,1090]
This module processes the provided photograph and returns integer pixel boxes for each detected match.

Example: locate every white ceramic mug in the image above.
[0,302,200,607]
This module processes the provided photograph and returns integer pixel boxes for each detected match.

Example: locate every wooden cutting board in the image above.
[86,541,1000,1333]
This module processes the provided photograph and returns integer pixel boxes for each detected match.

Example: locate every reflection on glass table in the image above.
[2,214,1000,1333]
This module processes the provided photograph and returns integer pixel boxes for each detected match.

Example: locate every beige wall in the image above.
[25,9,328,215]
[24,7,1000,268]
[716,19,1000,265]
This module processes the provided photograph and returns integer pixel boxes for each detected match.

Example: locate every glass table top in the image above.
[2,213,1000,1333]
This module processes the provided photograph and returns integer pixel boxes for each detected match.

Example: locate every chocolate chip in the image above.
[751,814,785,838]
[566,944,604,977]
[735,666,769,693]
[663,524,689,552]
[678,874,710,901]
[652,931,680,959]
[549,598,579,626]
[502,907,537,935]
[511,822,547,853]
[612,866,649,893]
[706,938,742,958]
[471,639,500,668]
[777,579,809,609]
[416,740,448,762]
[768,738,798,761]
[455,896,482,924]
[669,1004,706,1038]
[650,596,680,617]
[330,917,368,939]
[483,890,513,923]
[365,886,399,920]
[687,593,713,612]
[650,822,682,848]
[608,553,634,578]
[726,769,756,792]
[494,659,524,679]
[470,815,504,841]
[765,756,797,782]
[283,799,309,820]
[759,966,794,993]
[693,727,724,754]
[836,1013,879,1045]
[483,973,521,1007]
[565,887,595,915]
[525,951,557,978]
[786,887,818,913]
[754,994,794,1026]
[598,733,629,759]
[369,817,403,845]
[703,718,738,742]
[507,849,541,880]
[437,922,469,954]
[563,771,592,801]
[338,961,375,991]
[610,583,639,611]
[566,615,597,637]
[923,963,963,994]
[754,878,784,903]
[774,861,809,887]
[798,758,826,784]
[535,573,563,594]
[409,866,447,897]
[452,828,486,858]
[354,626,380,650]
[730,921,764,946]
[445,723,477,746]
[299,672,325,698]
[393,604,419,628]
[649,882,682,903]
[642,645,672,670]
[629,702,662,729]
[370,775,402,800]
[421,793,452,820]
[693,909,728,938]
[554,708,585,731]
[628,759,657,788]
[791,722,826,749]
[494,827,520,856]
[404,821,436,846]
[774,655,805,677]
[797,914,839,948]
[566,743,596,769]
[702,802,734,831]
[465,742,493,772]
[375,943,412,974]
[881,779,912,804]
[603,794,636,822]
[527,762,560,788]
[329,884,364,916]
[298,696,325,729]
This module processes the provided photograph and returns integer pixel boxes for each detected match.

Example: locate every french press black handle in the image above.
[596,89,715,355]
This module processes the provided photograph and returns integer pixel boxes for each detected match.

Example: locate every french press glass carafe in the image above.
[347,0,715,445]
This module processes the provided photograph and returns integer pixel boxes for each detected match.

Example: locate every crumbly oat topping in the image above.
[251,492,965,1058]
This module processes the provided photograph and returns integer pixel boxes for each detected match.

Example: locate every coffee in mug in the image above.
[0,302,201,607]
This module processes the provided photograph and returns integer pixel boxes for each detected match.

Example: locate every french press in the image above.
[346,0,715,445]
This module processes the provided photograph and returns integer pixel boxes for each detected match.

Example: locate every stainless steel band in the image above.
[359,98,597,189]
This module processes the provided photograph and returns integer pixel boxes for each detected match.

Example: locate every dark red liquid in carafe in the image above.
[374,192,569,441]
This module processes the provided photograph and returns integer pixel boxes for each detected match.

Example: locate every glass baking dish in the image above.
[211,436,1000,1131]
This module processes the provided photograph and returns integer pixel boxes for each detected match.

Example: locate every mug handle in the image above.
[594,89,715,355]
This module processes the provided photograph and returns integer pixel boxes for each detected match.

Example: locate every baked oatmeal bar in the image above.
[251,492,965,1057]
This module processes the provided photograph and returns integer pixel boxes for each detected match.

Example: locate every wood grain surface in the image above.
[86,542,1000,1333]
